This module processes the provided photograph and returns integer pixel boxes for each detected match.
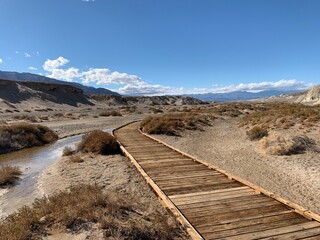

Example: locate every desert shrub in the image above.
[0,123,58,154]
[0,166,22,187]
[64,112,73,117]
[13,114,37,122]
[0,185,185,240]
[239,103,320,129]
[141,113,213,136]
[150,107,163,114]
[62,146,74,156]
[246,126,268,141]
[69,155,84,163]
[77,130,121,155]
[260,134,319,156]
[99,111,122,117]
[38,115,49,121]
[53,113,63,118]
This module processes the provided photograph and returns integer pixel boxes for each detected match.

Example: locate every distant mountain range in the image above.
[185,90,302,102]
[0,71,119,95]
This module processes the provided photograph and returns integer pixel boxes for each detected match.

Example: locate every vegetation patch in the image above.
[141,113,213,136]
[77,130,121,155]
[99,110,122,117]
[0,123,58,154]
[0,166,22,187]
[246,126,268,141]
[0,185,185,240]
[260,134,319,156]
[239,103,320,130]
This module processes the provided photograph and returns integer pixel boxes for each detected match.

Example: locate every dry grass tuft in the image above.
[0,185,185,240]
[77,130,121,155]
[141,113,213,136]
[0,123,58,154]
[99,111,122,117]
[239,103,320,130]
[13,114,37,122]
[260,133,319,156]
[0,166,22,187]
[62,146,75,156]
[69,155,84,163]
[246,126,268,141]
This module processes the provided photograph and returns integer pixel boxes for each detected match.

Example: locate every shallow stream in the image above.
[0,129,112,219]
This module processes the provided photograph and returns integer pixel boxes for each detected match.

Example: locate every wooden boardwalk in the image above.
[114,122,320,240]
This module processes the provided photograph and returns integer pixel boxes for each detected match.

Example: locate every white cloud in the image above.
[28,66,38,70]
[207,79,312,93]
[15,51,19,54]
[48,67,82,81]
[81,0,95,2]
[43,57,143,84]
[24,53,31,58]
[82,68,142,85]
[0,58,3,64]
[42,57,312,96]
[43,56,70,71]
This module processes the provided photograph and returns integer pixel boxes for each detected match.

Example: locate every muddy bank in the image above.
[153,118,320,215]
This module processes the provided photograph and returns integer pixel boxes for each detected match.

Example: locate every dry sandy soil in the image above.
[39,153,188,239]
[154,118,320,215]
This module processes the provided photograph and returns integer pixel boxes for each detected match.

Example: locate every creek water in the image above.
[0,129,112,219]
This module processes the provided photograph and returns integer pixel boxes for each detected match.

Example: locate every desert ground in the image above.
[0,83,320,239]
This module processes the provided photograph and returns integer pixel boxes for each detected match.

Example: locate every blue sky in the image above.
[0,0,319,95]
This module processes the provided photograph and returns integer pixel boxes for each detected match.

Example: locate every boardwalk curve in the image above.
[114,122,320,240]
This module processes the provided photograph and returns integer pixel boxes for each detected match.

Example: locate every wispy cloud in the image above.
[15,51,19,54]
[0,58,3,64]
[42,56,312,96]
[28,66,38,71]
[24,52,31,58]
[81,0,95,2]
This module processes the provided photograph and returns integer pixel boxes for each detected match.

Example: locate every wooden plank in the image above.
[197,212,300,233]
[222,221,320,240]
[164,182,243,196]
[205,217,308,239]
[138,158,193,164]
[189,205,292,226]
[170,186,251,199]
[173,189,257,206]
[153,172,222,181]
[178,194,270,210]
[156,175,234,187]
[184,198,276,216]
[265,227,320,239]
[188,201,283,219]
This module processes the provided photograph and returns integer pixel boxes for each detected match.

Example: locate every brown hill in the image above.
[0,79,94,110]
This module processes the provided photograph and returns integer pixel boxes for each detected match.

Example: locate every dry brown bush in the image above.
[13,114,37,122]
[0,166,22,187]
[99,111,122,117]
[246,126,268,141]
[0,185,185,240]
[239,103,320,129]
[260,133,319,156]
[62,146,74,156]
[69,155,84,163]
[141,113,213,136]
[77,130,121,155]
[0,123,58,154]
